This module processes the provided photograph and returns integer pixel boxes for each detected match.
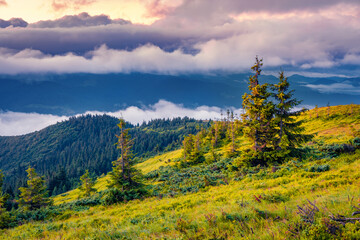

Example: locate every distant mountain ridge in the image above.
[1,73,359,116]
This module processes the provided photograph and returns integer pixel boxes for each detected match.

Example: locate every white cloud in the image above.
[0,100,242,136]
[0,111,68,136]
[304,82,360,95]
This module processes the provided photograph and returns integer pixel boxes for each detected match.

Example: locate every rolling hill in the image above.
[0,115,209,196]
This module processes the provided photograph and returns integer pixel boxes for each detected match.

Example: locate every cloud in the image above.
[52,0,96,12]
[304,82,360,95]
[0,100,240,136]
[144,0,182,18]
[0,0,6,7]
[82,100,234,124]
[153,0,360,27]
[0,42,288,74]
[0,3,359,75]
[0,18,28,28]
[0,22,359,75]
[0,22,199,55]
[30,12,130,28]
[0,111,68,136]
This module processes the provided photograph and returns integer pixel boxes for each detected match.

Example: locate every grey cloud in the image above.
[0,2,360,75]
[1,14,360,75]
[0,18,28,28]
[0,23,210,55]
[30,12,130,28]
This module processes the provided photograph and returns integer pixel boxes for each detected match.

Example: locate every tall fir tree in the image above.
[78,170,96,197]
[109,119,142,191]
[242,57,275,155]
[18,167,52,210]
[273,71,313,151]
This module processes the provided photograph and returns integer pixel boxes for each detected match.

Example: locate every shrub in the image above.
[149,158,233,197]
[306,164,330,173]
[0,210,14,229]
[262,192,289,203]
[101,188,146,206]
[321,144,355,157]
[352,137,360,148]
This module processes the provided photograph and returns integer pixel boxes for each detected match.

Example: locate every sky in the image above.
[0,0,360,135]
[0,0,359,75]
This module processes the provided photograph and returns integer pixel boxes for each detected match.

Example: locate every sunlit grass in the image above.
[53,150,182,204]
[4,149,360,239]
[136,149,182,174]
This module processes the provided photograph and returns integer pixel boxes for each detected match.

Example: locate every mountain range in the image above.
[1,73,359,116]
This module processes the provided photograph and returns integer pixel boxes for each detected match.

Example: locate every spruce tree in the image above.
[109,119,141,191]
[18,167,52,210]
[182,134,204,165]
[78,170,96,197]
[226,111,238,156]
[182,134,194,161]
[242,57,275,156]
[273,71,313,151]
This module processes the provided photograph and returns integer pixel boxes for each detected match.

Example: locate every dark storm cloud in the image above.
[30,12,130,28]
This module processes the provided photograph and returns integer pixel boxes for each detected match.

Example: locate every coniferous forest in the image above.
[0,116,209,197]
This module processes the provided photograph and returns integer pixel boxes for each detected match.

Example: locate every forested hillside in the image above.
[0,115,209,196]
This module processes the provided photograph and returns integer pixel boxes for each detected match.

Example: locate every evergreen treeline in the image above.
[0,115,209,196]
[181,57,313,167]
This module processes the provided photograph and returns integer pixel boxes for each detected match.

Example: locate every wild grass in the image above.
[3,148,360,239]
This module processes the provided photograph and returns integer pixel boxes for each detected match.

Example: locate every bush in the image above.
[149,158,233,197]
[101,188,146,206]
[0,210,14,229]
[352,137,360,148]
[321,144,355,157]
[306,164,330,173]
[262,192,289,203]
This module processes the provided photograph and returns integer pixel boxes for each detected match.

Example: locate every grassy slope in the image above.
[2,105,360,239]
[52,149,182,204]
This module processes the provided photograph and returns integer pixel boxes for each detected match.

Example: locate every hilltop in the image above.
[0,116,209,196]
[1,104,359,239]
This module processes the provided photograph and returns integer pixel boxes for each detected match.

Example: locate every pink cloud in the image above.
[144,0,178,18]
[0,0,7,7]
[52,0,96,12]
